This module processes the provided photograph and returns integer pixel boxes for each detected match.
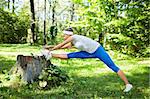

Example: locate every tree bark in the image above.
[52,0,56,25]
[98,32,103,45]
[8,0,10,9]
[35,0,40,42]
[70,3,74,21]
[30,0,36,44]
[9,55,51,83]
[12,0,15,13]
[43,0,47,45]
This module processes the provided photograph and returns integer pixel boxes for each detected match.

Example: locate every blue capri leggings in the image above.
[67,46,120,73]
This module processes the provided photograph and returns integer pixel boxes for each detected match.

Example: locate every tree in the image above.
[30,0,36,44]
[52,0,56,25]
[43,0,47,45]
[8,0,10,9]
[70,0,149,57]
[48,0,58,43]
[12,0,15,13]
[70,2,75,21]
[105,0,149,57]
[0,7,30,43]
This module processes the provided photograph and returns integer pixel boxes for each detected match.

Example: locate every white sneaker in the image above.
[40,49,52,60]
[124,84,133,92]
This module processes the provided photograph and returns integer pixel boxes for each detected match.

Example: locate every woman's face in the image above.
[63,34,70,40]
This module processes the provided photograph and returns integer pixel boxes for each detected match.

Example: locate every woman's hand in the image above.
[52,36,73,50]
[43,45,54,50]
[43,36,73,51]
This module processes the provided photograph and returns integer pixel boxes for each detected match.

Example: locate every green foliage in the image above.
[69,0,149,57]
[0,44,68,91]
[0,0,7,9]
[0,7,30,43]
[106,0,149,57]
[0,51,69,91]
[107,34,148,57]
[0,44,149,98]
[38,63,69,89]
[69,0,106,39]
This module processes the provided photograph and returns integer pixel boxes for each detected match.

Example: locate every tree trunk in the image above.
[43,0,47,45]
[52,0,56,25]
[12,0,15,13]
[30,0,36,44]
[70,3,74,21]
[98,32,106,47]
[8,0,10,9]
[35,0,40,42]
[50,0,57,42]
[9,55,51,83]
[103,33,106,48]
[98,32,103,44]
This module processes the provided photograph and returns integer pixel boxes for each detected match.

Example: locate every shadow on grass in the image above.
[0,67,149,99]
[0,56,149,98]
[0,56,15,73]
[58,66,149,99]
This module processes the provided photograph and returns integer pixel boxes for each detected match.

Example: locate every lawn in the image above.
[0,44,149,99]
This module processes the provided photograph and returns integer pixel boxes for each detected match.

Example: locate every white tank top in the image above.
[72,34,100,53]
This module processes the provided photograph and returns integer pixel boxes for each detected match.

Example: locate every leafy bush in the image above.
[70,0,149,57]
[38,63,69,89]
[0,8,30,43]
[108,34,149,57]
[0,60,69,90]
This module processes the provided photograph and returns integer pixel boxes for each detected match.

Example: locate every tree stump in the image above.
[10,55,51,83]
[8,54,69,89]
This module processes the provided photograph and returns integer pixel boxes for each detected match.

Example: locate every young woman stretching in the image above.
[42,28,133,92]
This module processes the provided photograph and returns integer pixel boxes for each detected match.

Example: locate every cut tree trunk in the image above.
[9,55,51,83]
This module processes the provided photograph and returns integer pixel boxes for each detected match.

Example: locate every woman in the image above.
[42,28,133,92]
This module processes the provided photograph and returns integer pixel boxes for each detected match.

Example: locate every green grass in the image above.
[0,44,149,99]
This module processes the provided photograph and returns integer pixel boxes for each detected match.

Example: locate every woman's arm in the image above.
[61,43,72,49]
[51,36,73,50]
[44,43,72,50]
[43,45,54,50]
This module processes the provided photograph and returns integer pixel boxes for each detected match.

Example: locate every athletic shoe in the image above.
[40,49,52,60]
[124,84,133,92]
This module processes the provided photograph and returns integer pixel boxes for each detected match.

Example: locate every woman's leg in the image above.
[117,70,129,84]
[52,51,96,59]
[52,53,68,59]
[95,46,130,85]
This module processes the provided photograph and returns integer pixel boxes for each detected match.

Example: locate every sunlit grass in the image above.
[0,44,41,56]
[0,44,149,98]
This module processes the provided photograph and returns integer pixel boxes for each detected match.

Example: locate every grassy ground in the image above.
[0,44,149,99]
